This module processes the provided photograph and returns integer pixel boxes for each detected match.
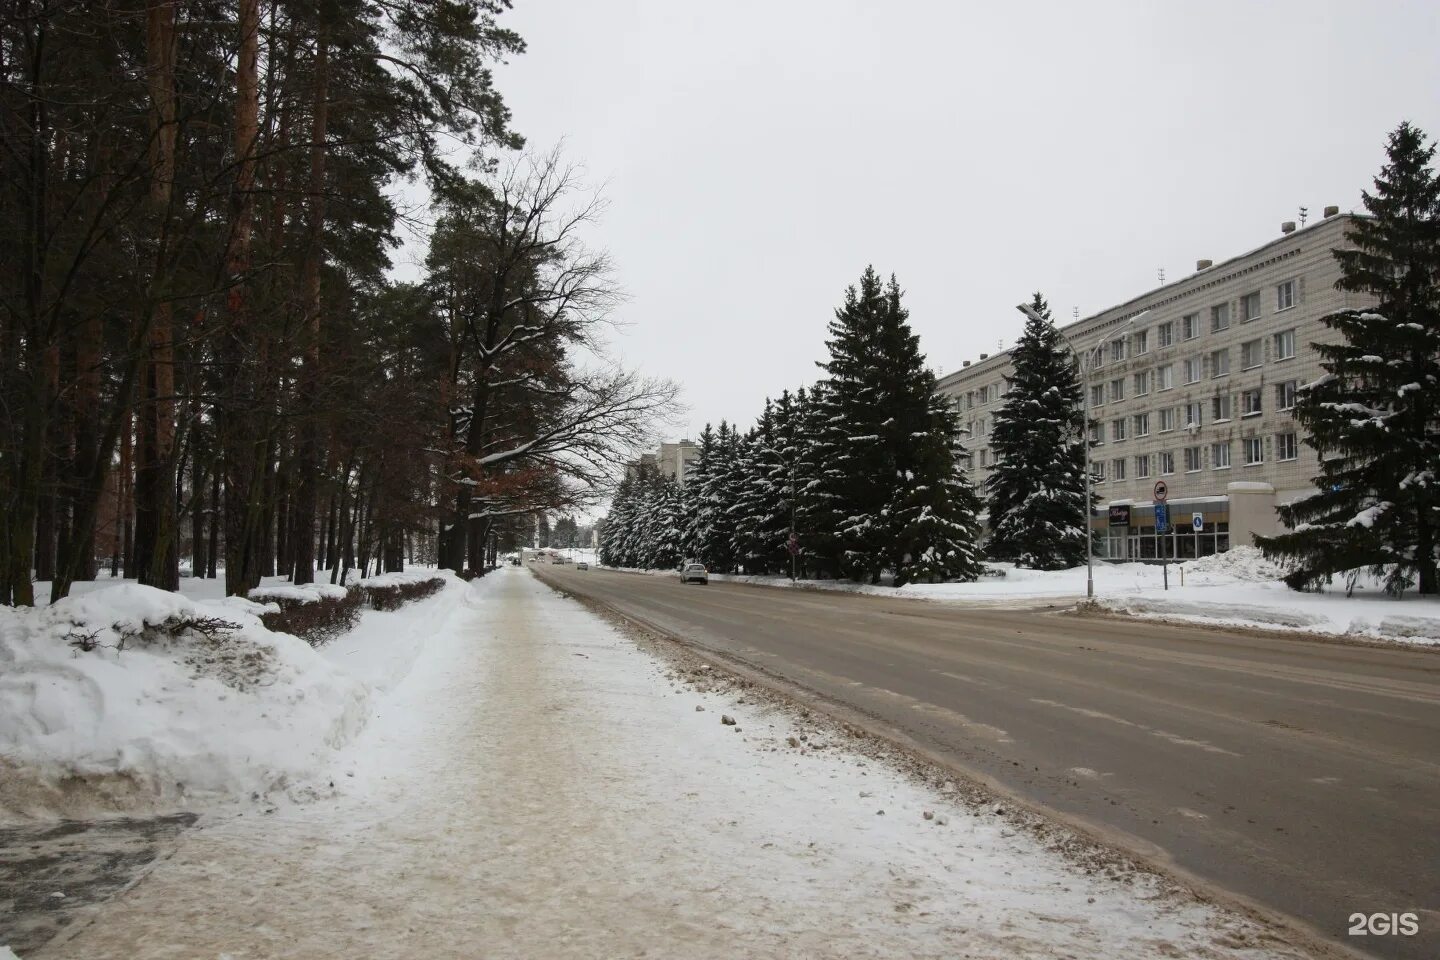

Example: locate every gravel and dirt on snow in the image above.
[18,567,1320,960]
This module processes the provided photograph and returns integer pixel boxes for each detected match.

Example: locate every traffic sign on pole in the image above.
[1154,502,1170,533]
[1153,480,1168,502]
[1192,512,1205,532]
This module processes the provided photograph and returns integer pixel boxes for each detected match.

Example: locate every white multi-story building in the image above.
[937,208,1372,560]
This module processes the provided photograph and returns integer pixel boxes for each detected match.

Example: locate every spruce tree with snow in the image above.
[983,293,1091,570]
[816,267,984,584]
[768,389,807,577]
[732,401,797,574]
[599,472,640,567]
[791,384,841,578]
[813,268,901,582]
[1257,122,1440,596]
[639,472,686,569]
[890,392,986,585]
[685,422,741,572]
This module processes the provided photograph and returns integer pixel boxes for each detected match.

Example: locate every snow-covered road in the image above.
[36,569,1309,959]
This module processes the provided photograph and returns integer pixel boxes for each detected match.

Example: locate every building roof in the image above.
[936,212,1360,392]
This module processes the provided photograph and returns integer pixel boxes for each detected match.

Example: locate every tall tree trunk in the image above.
[4,8,52,606]
[134,0,180,591]
[220,0,265,596]
[291,18,328,585]
[207,468,220,579]
[71,311,103,581]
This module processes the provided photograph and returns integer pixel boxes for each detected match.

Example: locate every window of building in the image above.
[1183,357,1202,384]
[1132,330,1149,355]
[1212,393,1232,422]
[1157,364,1174,390]
[1277,379,1298,410]
[1243,437,1263,465]
[1090,384,1105,407]
[1212,441,1232,469]
[1112,458,1127,481]
[1136,454,1151,478]
[1089,424,1103,444]
[1274,328,1297,360]
[1110,338,1126,363]
[980,448,989,467]
[1111,418,1127,442]
[1093,460,1106,482]
[1134,412,1150,436]
[1210,348,1231,377]
[966,391,975,409]
[1182,313,1200,340]
[1277,279,1296,311]
[1157,322,1174,348]
[1211,302,1230,333]
[1241,338,1262,369]
[1159,451,1175,475]
[1184,446,1202,472]
[1184,402,1203,427]
[1241,291,1261,322]
[1159,407,1176,432]
[1276,432,1299,461]
[1110,378,1125,402]
[1242,388,1262,417]
[1133,370,1150,396]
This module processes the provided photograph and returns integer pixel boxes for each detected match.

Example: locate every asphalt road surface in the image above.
[533,563,1440,960]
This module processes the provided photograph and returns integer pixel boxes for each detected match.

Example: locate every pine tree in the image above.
[816,268,984,584]
[814,268,899,582]
[676,423,717,567]
[791,385,841,578]
[890,393,986,585]
[1258,122,1440,595]
[983,293,1091,570]
[731,402,788,574]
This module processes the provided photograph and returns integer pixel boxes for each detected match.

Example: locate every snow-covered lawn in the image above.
[29,567,1309,959]
[0,570,468,822]
[603,548,1440,646]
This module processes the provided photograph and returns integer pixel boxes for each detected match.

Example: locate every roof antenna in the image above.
[1072,307,1079,322]
[1158,267,1165,284]
[1299,206,1309,227]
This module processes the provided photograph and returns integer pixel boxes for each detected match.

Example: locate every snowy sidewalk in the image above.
[36,569,1309,959]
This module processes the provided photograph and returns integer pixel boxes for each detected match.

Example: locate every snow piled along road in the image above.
[37,568,1308,960]
[604,546,1440,646]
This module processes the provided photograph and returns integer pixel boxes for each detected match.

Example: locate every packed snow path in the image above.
[38,569,1307,959]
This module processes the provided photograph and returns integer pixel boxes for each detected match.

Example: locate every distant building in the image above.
[937,209,1371,560]
[657,440,699,487]
[624,453,659,482]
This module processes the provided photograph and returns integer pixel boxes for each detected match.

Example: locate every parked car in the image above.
[576,562,589,570]
[679,562,709,585]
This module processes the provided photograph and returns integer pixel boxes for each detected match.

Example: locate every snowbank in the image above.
[356,569,442,589]
[1094,581,1440,646]
[0,570,469,823]
[248,581,349,604]
[599,546,1440,646]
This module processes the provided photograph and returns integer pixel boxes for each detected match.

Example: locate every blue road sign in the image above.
[1154,502,1170,533]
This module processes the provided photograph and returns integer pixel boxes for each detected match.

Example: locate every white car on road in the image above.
[679,562,709,585]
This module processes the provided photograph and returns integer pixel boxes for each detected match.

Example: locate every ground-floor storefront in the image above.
[1093,481,1287,561]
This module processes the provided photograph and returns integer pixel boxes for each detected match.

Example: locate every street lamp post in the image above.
[1014,305,1147,600]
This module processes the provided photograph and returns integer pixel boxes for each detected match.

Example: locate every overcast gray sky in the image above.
[399,0,1440,441]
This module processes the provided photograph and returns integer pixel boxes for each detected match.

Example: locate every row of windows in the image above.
[1097,280,1298,366]
[1094,433,1300,481]
[1091,330,1297,405]
[1089,380,1298,442]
